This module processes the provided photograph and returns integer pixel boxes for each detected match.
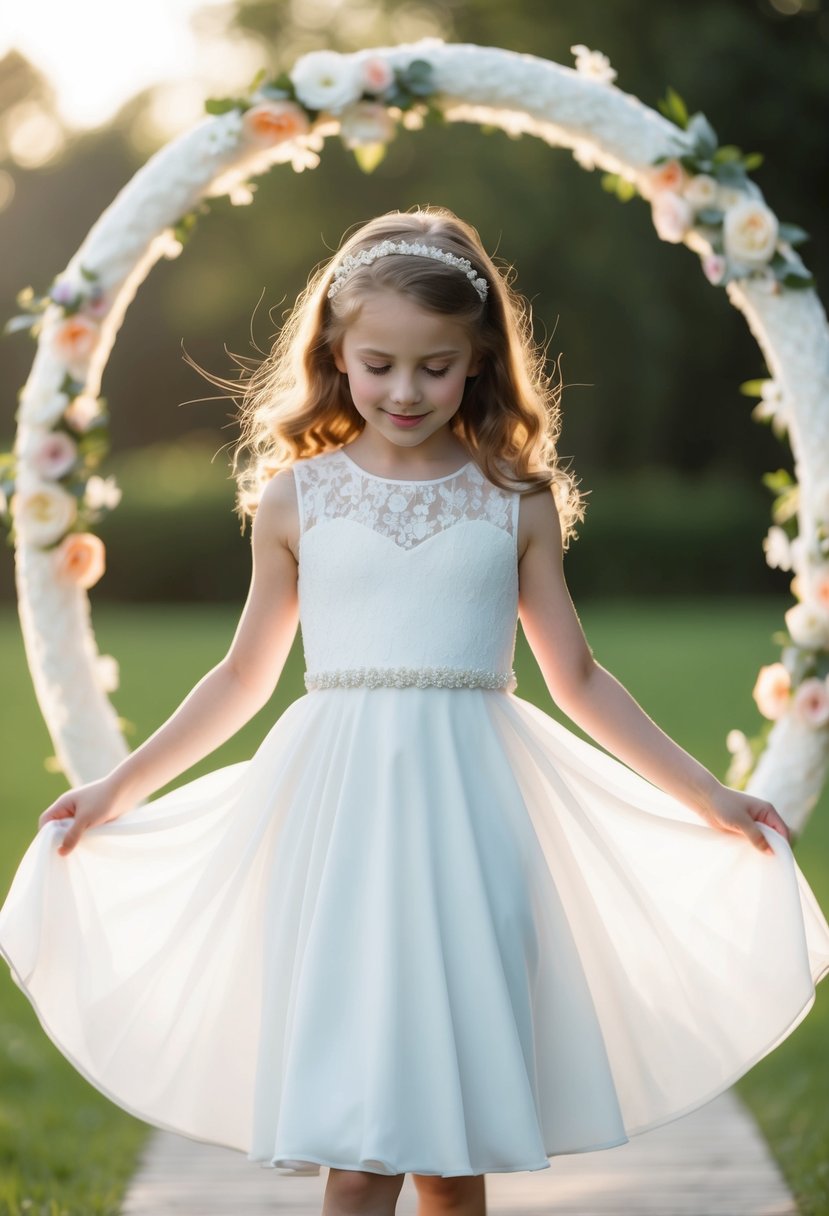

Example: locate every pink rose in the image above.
[651,191,694,244]
[30,430,78,479]
[360,56,394,94]
[751,662,791,720]
[702,254,727,285]
[792,677,829,728]
[53,531,106,589]
[242,100,310,146]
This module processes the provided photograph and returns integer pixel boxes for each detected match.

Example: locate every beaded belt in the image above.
[304,666,518,691]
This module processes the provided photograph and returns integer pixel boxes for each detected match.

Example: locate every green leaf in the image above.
[204,96,247,115]
[712,160,747,187]
[777,222,810,246]
[400,59,434,96]
[739,378,769,397]
[78,264,99,281]
[742,151,764,171]
[268,71,294,93]
[599,173,636,201]
[657,85,689,129]
[246,66,267,94]
[712,144,743,163]
[695,207,724,226]
[353,142,387,173]
[3,313,37,336]
[687,112,719,157]
[780,268,815,290]
[762,467,794,492]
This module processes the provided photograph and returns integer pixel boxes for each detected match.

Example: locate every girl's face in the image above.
[333,289,480,450]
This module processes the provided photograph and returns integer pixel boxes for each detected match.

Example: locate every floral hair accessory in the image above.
[327,239,489,301]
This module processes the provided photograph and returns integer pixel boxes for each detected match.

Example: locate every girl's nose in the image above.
[390,373,421,406]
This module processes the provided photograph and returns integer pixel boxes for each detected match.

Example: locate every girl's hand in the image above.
[696,783,791,855]
[38,777,132,857]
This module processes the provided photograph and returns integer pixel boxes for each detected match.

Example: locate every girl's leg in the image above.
[411,1173,487,1216]
[322,1166,406,1215]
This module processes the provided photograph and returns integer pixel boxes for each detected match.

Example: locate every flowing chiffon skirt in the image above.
[1,686,828,1177]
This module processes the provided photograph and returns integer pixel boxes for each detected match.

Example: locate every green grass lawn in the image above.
[0,598,827,1215]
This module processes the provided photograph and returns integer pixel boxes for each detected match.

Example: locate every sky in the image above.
[0,0,255,130]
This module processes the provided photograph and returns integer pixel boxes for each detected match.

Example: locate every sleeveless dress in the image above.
[1,444,829,1179]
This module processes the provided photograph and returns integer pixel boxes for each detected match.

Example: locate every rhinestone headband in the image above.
[327,239,489,302]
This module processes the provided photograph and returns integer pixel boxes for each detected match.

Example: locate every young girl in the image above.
[2,204,828,1216]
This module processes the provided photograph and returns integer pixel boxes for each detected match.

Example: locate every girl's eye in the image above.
[361,363,450,378]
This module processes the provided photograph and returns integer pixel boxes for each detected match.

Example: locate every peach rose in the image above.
[53,531,106,589]
[29,430,78,479]
[647,159,689,195]
[751,662,791,720]
[360,56,394,94]
[807,565,829,613]
[651,191,694,243]
[242,100,310,146]
[49,314,100,372]
[792,677,829,728]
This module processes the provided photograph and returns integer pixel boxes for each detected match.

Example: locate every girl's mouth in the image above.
[385,411,427,428]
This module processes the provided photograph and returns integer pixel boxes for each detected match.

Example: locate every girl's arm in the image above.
[41,469,300,853]
[517,487,790,855]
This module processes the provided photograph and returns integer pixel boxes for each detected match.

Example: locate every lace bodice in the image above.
[292,448,520,688]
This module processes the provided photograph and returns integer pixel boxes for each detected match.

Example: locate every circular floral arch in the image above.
[3,39,828,833]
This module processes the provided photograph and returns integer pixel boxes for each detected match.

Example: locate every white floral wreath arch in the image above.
[3,39,828,832]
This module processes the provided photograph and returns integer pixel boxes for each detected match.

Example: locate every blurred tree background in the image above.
[1,0,827,603]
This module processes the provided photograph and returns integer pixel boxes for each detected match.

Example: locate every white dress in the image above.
[1,445,829,1179]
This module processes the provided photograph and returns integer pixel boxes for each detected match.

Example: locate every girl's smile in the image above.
[333,289,480,462]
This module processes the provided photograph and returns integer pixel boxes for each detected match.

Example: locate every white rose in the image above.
[290,50,363,114]
[339,101,396,148]
[683,174,719,209]
[11,480,78,546]
[785,601,829,649]
[651,191,694,243]
[570,44,617,84]
[723,199,779,269]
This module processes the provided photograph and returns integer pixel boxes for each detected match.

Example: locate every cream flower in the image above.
[53,531,106,589]
[752,662,791,720]
[360,56,394,95]
[339,101,396,148]
[651,191,694,243]
[570,44,617,84]
[242,100,310,146]
[24,391,71,428]
[725,728,754,785]
[683,174,719,209]
[11,480,78,546]
[762,525,793,572]
[792,676,829,727]
[84,474,122,511]
[63,394,103,433]
[785,601,829,649]
[290,50,363,114]
[27,430,78,480]
[723,199,779,269]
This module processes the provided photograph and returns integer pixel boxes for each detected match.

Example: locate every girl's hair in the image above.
[192,204,586,547]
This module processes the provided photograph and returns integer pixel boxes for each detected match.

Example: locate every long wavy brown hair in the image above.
[190,205,587,547]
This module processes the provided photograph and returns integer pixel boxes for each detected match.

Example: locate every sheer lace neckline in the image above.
[339,447,474,485]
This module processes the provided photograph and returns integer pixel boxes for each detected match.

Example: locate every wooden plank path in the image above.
[120,1088,798,1215]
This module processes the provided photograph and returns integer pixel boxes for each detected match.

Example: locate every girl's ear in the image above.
[467,353,482,377]
[332,345,347,374]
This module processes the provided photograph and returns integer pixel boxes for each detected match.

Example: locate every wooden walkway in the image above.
[120,1088,798,1215]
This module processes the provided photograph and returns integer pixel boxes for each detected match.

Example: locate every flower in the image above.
[25,390,71,428]
[570,44,617,84]
[95,653,120,692]
[11,481,78,546]
[752,662,791,720]
[28,430,78,479]
[646,158,689,196]
[84,474,122,511]
[63,394,103,432]
[48,313,100,374]
[49,278,78,307]
[702,253,727,285]
[53,531,106,589]
[339,101,396,148]
[763,525,793,572]
[651,191,694,243]
[242,100,310,146]
[205,110,245,154]
[683,174,719,209]
[360,56,394,95]
[723,199,779,269]
[716,185,746,210]
[290,50,363,114]
[785,601,829,649]
[725,728,754,785]
[803,563,829,613]
[792,676,829,727]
